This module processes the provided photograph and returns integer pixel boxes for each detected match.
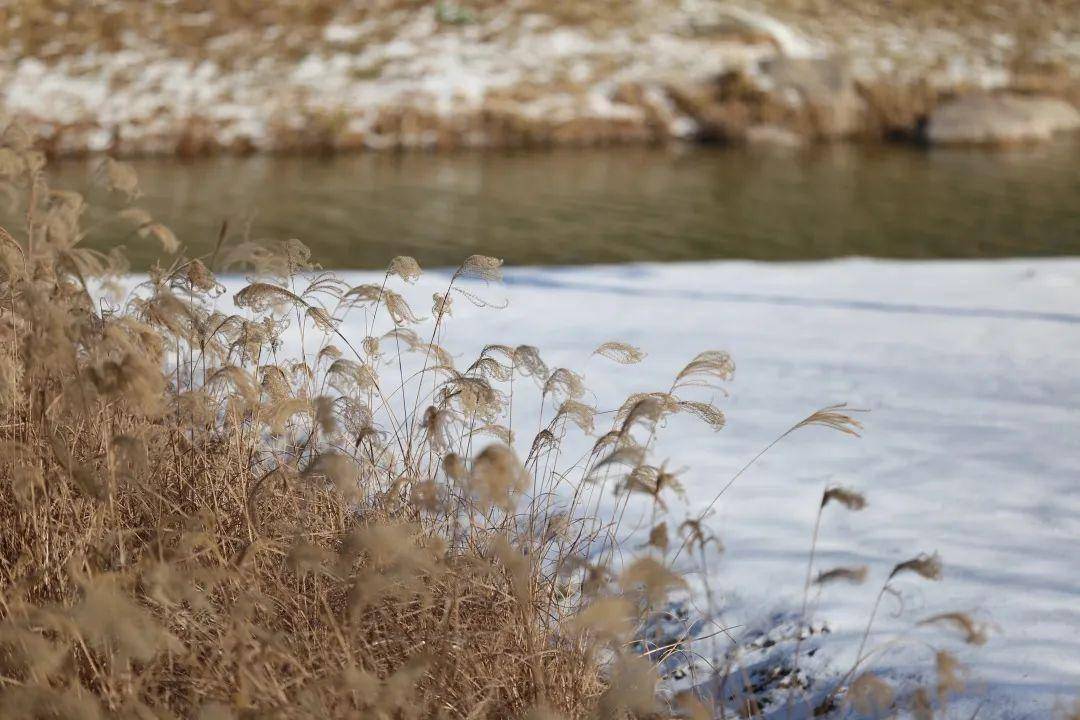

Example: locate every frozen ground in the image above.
[217,257,1080,716]
[483,259,1080,718]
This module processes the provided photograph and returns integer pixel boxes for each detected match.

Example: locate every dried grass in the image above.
[0,128,619,718]
[4,117,770,718]
[0,120,995,719]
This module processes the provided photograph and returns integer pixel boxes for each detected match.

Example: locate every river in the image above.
[34,140,1080,270]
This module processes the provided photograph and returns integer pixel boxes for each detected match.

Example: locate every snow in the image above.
[323,23,365,45]
[709,5,825,59]
[5,1,1080,156]
[160,257,1080,715]
[310,258,1080,716]
[0,4,778,154]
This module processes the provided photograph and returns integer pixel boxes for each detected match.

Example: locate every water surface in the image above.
[38,141,1080,268]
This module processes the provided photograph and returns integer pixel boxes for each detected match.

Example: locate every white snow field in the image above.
[489,259,1080,718]
[255,258,1079,717]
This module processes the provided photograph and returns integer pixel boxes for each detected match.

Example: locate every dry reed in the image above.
[0,120,998,719]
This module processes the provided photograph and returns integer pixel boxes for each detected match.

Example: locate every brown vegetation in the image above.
[3,1,1077,157]
[0,115,746,718]
[0,119,1035,718]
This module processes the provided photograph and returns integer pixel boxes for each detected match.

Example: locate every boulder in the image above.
[765,56,865,139]
[926,94,1080,145]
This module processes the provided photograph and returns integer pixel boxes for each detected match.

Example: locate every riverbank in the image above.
[2,1,1078,157]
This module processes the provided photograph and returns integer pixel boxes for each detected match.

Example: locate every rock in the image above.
[857,79,935,141]
[765,56,865,139]
[745,124,803,147]
[659,59,864,144]
[926,94,1080,145]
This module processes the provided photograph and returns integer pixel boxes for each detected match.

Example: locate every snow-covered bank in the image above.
[3,1,1077,155]
[315,258,1078,716]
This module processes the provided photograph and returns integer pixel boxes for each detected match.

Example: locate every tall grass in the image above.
[0,129,618,717]
[0,121,1024,719]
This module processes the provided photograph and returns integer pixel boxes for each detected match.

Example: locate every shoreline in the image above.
[8,74,1079,159]
[3,2,1078,158]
